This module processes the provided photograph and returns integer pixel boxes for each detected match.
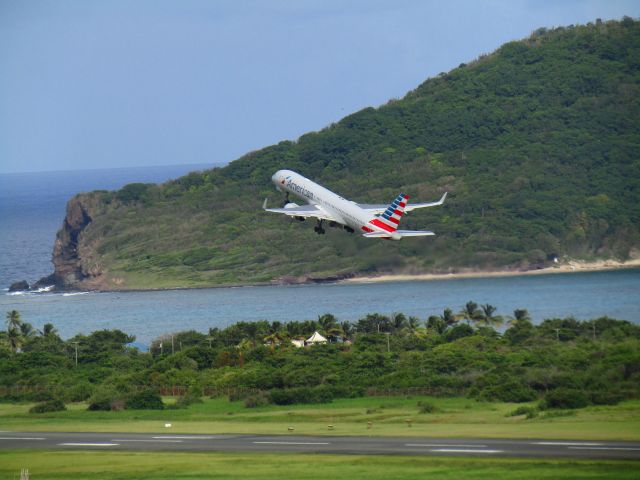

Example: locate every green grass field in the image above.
[1,451,639,480]
[2,396,639,441]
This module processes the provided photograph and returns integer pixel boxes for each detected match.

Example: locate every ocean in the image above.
[0,164,213,289]
[1,166,639,346]
[2,270,639,346]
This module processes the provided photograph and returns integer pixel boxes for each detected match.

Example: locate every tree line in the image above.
[1,305,639,412]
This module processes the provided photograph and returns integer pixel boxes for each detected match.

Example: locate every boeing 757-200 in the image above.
[263,169,446,240]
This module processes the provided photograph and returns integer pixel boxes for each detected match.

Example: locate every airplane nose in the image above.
[272,172,280,184]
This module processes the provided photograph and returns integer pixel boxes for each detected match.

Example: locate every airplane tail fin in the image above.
[369,193,408,232]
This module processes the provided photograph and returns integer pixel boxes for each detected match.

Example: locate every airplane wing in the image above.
[363,229,435,239]
[262,199,337,221]
[358,192,447,214]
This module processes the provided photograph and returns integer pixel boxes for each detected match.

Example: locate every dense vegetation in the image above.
[2,306,639,412]
[61,18,640,289]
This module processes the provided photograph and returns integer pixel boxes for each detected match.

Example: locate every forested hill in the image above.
[48,18,640,290]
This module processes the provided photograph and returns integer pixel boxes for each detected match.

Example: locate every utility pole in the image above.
[72,341,79,367]
[385,333,390,353]
[554,328,560,342]
[207,337,212,348]
[171,335,175,354]
[592,323,597,341]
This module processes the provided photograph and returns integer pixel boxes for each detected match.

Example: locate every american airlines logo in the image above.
[286,178,315,201]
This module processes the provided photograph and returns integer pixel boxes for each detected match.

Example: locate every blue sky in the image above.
[0,0,638,173]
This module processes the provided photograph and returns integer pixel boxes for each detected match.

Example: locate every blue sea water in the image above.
[0,164,213,288]
[1,166,639,345]
[1,270,639,345]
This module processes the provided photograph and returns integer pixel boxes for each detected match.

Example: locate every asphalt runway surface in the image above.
[1,432,639,460]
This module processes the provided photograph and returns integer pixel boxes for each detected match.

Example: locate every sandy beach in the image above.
[342,257,640,284]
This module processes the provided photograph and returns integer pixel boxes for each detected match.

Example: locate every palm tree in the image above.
[269,321,282,334]
[507,309,532,327]
[440,308,458,328]
[5,311,23,354]
[326,326,344,343]
[391,313,408,332]
[19,322,36,340]
[237,338,256,351]
[459,301,482,326]
[40,323,58,337]
[407,316,420,332]
[6,327,21,353]
[6,310,21,331]
[318,314,337,333]
[478,304,504,328]
[263,332,285,346]
[340,321,353,338]
[426,315,447,334]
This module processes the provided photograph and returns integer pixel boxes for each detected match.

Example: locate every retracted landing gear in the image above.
[314,219,325,235]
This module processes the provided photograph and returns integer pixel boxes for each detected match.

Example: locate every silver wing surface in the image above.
[358,192,447,215]
[263,200,337,221]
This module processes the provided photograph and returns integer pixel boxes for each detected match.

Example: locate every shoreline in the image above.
[9,259,640,295]
[340,258,640,285]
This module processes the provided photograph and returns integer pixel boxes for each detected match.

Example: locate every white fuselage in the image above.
[272,169,378,234]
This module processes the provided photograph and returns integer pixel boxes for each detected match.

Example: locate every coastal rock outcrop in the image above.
[8,280,29,292]
[36,194,105,290]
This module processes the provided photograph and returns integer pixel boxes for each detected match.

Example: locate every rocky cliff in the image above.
[35,195,106,290]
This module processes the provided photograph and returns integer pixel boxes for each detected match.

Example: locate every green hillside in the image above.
[56,18,640,289]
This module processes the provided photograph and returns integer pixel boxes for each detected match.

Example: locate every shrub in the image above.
[417,400,439,414]
[65,382,94,402]
[244,391,271,408]
[541,388,590,410]
[476,381,537,403]
[125,390,164,410]
[88,399,112,411]
[506,405,538,418]
[590,391,623,406]
[229,389,256,402]
[174,386,203,409]
[269,385,335,406]
[29,399,66,414]
[444,324,475,342]
[87,388,121,411]
[116,183,153,203]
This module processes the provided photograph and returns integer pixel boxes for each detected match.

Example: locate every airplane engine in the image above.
[284,202,299,209]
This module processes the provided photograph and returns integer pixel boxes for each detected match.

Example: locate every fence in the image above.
[0,384,464,398]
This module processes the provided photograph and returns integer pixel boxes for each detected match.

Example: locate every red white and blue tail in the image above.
[369,193,408,232]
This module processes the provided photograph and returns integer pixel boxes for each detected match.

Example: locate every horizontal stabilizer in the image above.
[405,192,447,211]
[358,191,447,214]
[363,229,435,240]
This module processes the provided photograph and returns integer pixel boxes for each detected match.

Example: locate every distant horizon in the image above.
[0,161,222,176]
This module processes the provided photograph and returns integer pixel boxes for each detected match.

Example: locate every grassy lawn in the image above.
[2,396,639,440]
[1,451,639,480]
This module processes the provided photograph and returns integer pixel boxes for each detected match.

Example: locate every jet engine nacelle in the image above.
[284,202,300,209]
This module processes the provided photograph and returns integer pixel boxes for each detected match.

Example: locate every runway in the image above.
[1,432,639,459]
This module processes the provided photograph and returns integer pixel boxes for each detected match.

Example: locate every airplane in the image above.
[263,169,446,240]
